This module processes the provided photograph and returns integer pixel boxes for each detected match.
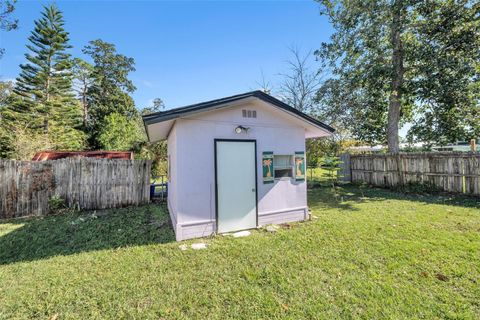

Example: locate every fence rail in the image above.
[340,152,480,195]
[0,158,151,219]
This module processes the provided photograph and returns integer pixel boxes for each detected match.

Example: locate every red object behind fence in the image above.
[32,151,134,161]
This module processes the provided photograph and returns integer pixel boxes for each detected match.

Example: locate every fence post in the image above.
[338,153,351,183]
[395,153,405,186]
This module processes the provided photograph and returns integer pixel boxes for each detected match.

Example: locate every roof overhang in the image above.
[143,91,335,142]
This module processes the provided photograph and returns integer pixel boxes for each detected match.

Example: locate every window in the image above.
[273,155,293,179]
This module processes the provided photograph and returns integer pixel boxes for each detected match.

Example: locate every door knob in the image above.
[252,188,256,192]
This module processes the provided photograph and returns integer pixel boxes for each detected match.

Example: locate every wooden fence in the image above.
[340,152,480,195]
[0,158,151,219]
[339,153,352,182]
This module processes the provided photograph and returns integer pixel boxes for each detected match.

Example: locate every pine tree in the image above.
[8,4,85,151]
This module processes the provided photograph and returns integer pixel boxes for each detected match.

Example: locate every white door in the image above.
[216,140,257,233]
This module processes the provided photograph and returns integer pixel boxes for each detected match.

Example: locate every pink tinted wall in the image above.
[172,99,307,229]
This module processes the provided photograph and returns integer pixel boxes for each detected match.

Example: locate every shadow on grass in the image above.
[308,183,480,212]
[308,186,361,211]
[0,204,175,265]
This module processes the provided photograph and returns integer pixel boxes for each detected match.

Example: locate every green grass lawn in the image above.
[1,186,479,319]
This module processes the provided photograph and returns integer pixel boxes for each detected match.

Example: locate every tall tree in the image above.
[279,47,323,114]
[316,0,479,151]
[97,112,144,151]
[138,100,168,177]
[82,39,137,148]
[277,47,345,162]
[387,0,406,152]
[255,70,273,94]
[407,1,480,145]
[72,57,94,127]
[141,97,165,115]
[1,80,56,159]
[0,0,18,58]
[8,4,84,151]
[0,80,14,157]
[316,0,412,151]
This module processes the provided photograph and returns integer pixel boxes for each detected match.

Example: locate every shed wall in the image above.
[167,123,179,237]
[171,101,308,240]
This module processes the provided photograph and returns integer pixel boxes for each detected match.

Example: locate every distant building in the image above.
[347,145,385,153]
[431,140,478,152]
[346,140,478,153]
[32,151,134,161]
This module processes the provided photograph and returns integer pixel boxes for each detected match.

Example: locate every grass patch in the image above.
[0,205,174,265]
[0,186,479,319]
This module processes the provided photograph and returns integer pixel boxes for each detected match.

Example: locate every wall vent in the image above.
[242,109,257,118]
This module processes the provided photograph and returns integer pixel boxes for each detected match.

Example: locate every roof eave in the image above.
[142,91,335,136]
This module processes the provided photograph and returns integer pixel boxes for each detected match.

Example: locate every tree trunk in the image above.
[83,99,88,127]
[387,0,405,154]
[43,118,49,134]
[82,85,88,127]
[44,54,52,134]
[44,77,50,134]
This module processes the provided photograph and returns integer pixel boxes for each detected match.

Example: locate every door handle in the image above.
[252,188,256,192]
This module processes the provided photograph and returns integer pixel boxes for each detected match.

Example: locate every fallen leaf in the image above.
[435,273,449,282]
[419,271,429,278]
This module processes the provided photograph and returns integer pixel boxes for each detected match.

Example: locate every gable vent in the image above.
[242,109,257,118]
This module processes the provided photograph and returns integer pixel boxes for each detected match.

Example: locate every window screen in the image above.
[273,155,293,179]
[274,168,293,178]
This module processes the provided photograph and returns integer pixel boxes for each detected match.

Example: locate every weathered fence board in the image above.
[339,153,351,182]
[0,158,151,219]
[345,152,480,196]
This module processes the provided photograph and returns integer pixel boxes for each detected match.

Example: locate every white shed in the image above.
[143,91,334,241]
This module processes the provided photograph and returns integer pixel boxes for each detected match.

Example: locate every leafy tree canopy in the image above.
[0,0,18,58]
[82,39,137,148]
[72,57,94,127]
[316,0,480,148]
[97,113,144,151]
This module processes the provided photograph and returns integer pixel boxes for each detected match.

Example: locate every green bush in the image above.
[320,156,343,188]
[48,194,66,213]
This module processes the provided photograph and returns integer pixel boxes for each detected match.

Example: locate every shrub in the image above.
[320,156,343,188]
[48,194,66,213]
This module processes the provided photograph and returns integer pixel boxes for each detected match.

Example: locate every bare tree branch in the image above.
[279,46,324,113]
[255,69,273,94]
